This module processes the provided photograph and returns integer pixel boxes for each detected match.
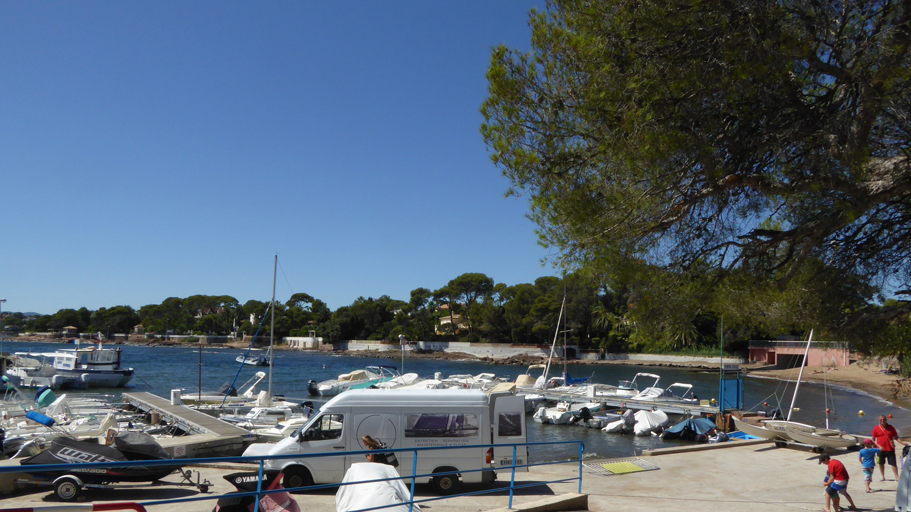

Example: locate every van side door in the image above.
[492,395,527,473]
[300,413,346,483]
[348,412,400,473]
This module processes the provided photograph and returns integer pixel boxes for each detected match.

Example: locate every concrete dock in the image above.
[0,441,901,512]
[121,392,252,457]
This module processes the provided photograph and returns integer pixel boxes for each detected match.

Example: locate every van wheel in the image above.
[282,466,313,493]
[54,477,82,502]
[430,468,461,495]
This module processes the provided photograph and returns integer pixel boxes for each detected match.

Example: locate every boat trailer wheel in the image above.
[54,477,83,502]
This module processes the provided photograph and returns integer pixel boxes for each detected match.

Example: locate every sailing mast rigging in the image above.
[266,254,277,407]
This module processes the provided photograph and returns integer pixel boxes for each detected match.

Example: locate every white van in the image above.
[250,387,527,494]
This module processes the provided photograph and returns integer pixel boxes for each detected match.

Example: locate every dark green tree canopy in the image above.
[482,0,911,332]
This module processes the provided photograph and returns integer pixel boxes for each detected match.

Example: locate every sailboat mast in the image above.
[787,329,814,422]
[562,293,567,375]
[268,254,277,406]
[541,299,565,386]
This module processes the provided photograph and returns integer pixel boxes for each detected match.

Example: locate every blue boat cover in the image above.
[664,417,716,436]
[25,411,55,427]
[562,372,592,386]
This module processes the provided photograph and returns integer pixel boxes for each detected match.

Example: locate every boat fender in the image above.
[53,474,84,488]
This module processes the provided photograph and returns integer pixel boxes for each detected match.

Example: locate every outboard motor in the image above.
[569,407,593,425]
[621,408,636,432]
[307,380,319,396]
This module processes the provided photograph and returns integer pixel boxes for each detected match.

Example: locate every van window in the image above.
[304,414,344,441]
[405,413,479,438]
[497,412,522,437]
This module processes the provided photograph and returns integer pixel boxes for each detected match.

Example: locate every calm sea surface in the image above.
[4,340,909,462]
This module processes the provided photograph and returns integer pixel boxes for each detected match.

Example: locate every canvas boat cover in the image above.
[633,409,669,436]
[113,431,170,460]
[336,463,420,512]
[21,432,179,483]
[218,382,239,396]
[661,417,717,441]
[602,408,636,433]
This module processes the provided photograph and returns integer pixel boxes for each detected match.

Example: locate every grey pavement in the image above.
[0,441,902,512]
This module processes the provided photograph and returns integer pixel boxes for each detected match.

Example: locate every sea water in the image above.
[4,340,909,462]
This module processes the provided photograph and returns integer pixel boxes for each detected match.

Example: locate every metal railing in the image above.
[0,440,584,512]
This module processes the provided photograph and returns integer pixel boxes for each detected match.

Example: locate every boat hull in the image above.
[784,424,862,449]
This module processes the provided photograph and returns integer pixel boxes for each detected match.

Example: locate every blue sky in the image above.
[1,2,556,315]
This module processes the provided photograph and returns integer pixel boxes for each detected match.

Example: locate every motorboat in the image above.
[5,355,78,389]
[588,373,660,399]
[442,373,504,390]
[532,399,602,425]
[251,416,312,443]
[180,371,268,405]
[515,364,547,389]
[630,382,698,404]
[219,405,298,428]
[236,348,271,367]
[9,344,133,389]
[308,365,400,396]
[373,373,423,389]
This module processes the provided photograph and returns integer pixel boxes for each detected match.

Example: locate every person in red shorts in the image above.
[819,453,857,512]
[873,414,907,481]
